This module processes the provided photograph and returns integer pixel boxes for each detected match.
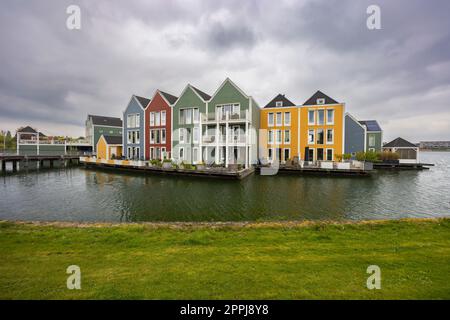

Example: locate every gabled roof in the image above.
[16,126,46,137]
[135,95,151,109]
[159,91,178,105]
[190,85,211,101]
[210,78,249,101]
[383,137,417,148]
[102,135,122,145]
[264,94,296,108]
[303,90,339,106]
[89,115,123,127]
[359,120,382,132]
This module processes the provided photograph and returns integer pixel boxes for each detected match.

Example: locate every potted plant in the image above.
[162,159,172,169]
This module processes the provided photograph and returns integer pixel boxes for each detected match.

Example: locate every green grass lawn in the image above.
[0,218,449,299]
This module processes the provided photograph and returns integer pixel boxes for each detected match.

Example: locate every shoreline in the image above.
[1,216,448,229]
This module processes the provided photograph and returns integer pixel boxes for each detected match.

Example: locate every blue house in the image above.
[345,113,383,155]
[123,95,150,160]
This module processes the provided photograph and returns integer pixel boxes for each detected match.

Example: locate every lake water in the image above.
[1,152,449,222]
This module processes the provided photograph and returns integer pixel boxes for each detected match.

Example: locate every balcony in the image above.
[202,110,249,123]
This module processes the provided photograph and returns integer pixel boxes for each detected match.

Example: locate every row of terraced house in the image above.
[87,78,386,167]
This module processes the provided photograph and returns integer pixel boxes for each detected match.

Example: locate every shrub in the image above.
[355,151,366,161]
[335,154,343,162]
[343,153,352,160]
[378,151,400,161]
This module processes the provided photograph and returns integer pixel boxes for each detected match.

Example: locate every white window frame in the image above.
[179,128,185,143]
[369,135,376,147]
[317,98,325,105]
[127,131,132,144]
[186,109,192,125]
[268,130,273,144]
[284,130,290,144]
[150,147,154,159]
[150,112,155,127]
[150,130,155,144]
[161,128,166,144]
[161,147,166,160]
[193,127,199,144]
[179,147,184,160]
[326,148,333,161]
[326,109,334,125]
[276,129,282,144]
[268,113,274,127]
[193,147,199,163]
[155,112,160,126]
[276,112,282,126]
[308,129,315,145]
[317,109,325,125]
[326,129,334,144]
[284,112,291,126]
[193,108,199,124]
[276,101,283,107]
[136,113,140,127]
[283,148,290,162]
[135,130,140,144]
[161,111,166,126]
[316,128,324,145]
[179,109,185,125]
[308,110,315,125]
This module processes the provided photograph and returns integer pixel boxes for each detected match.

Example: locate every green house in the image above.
[85,115,123,152]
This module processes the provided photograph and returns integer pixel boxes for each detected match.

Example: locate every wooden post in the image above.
[1,160,5,172]
[12,160,17,172]
[50,160,54,168]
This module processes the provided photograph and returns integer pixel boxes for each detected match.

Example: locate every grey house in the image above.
[345,113,383,155]
[123,95,150,160]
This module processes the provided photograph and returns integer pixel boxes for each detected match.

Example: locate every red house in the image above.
[145,90,178,160]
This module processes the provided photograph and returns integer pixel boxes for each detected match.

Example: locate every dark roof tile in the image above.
[135,95,151,109]
[303,90,339,106]
[89,115,123,127]
[264,94,296,108]
[103,135,122,145]
[159,91,178,105]
[191,85,211,101]
[383,137,417,148]
[359,120,382,132]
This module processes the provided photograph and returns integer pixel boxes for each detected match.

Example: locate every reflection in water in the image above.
[1,152,450,222]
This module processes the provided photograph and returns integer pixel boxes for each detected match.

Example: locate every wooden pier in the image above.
[80,157,255,180]
[0,154,81,172]
[373,162,434,170]
[257,165,371,176]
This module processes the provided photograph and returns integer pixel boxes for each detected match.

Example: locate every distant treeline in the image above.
[0,130,16,150]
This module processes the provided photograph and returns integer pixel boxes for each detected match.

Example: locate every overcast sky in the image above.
[1,0,449,142]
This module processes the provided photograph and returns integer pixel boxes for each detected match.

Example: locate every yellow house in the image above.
[299,91,345,161]
[96,135,123,160]
[260,94,300,163]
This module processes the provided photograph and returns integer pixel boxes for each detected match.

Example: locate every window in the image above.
[284,148,290,161]
[326,129,334,144]
[193,127,199,143]
[193,147,199,163]
[268,130,273,144]
[127,147,132,159]
[127,114,134,128]
[136,113,140,127]
[193,108,200,124]
[326,149,333,161]
[316,128,324,144]
[308,110,315,125]
[127,131,132,144]
[155,112,160,126]
[150,147,154,159]
[276,101,283,107]
[317,98,325,105]
[161,129,166,144]
[326,109,334,124]
[284,112,291,126]
[161,111,166,126]
[317,148,324,161]
[276,129,282,144]
[268,113,274,126]
[179,109,185,125]
[150,130,155,144]
[307,148,314,161]
[179,147,184,160]
[155,130,160,144]
[276,112,282,126]
[179,128,185,143]
[186,109,192,124]
[136,131,140,144]
[284,130,290,144]
[369,135,375,147]
[308,129,315,144]
[150,112,155,126]
[317,110,324,125]
[268,148,273,161]
[161,147,166,159]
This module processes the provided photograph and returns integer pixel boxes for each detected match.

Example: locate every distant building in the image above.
[15,126,47,140]
[85,115,123,152]
[383,137,419,163]
[96,135,123,160]
[419,141,450,150]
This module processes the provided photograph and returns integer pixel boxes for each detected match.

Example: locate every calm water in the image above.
[1,152,449,222]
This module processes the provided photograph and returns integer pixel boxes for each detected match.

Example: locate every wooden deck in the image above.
[373,162,434,170]
[257,165,371,176]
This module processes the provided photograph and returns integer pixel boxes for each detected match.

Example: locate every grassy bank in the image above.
[0,218,449,299]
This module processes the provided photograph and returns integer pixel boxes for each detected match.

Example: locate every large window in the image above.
[179,128,185,143]
[193,127,199,143]
[150,130,155,144]
[284,130,290,144]
[316,128,324,144]
[186,109,192,124]
[284,112,291,126]
[326,149,333,161]
[155,112,160,126]
[326,129,334,144]
[326,109,334,124]
[276,112,282,126]
[127,114,139,128]
[193,147,199,163]
[308,110,315,125]
[317,148,324,161]
[179,109,185,125]
[150,112,155,126]
[369,135,375,147]
[307,148,314,161]
[161,111,166,126]
[179,147,184,160]
[308,129,315,144]
[193,108,200,124]
[284,148,290,161]
[317,110,325,125]
[268,113,274,126]
[268,130,273,144]
[161,129,166,144]
[136,114,140,127]
[276,129,282,144]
